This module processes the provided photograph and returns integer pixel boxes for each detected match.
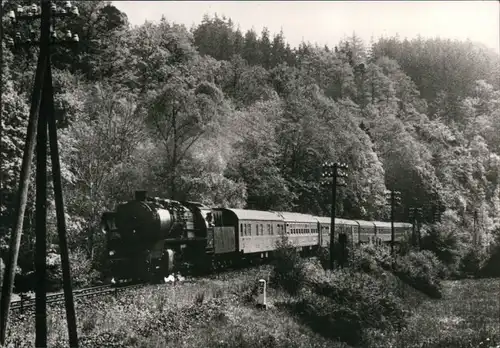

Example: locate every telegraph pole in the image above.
[385,190,401,256]
[408,207,417,247]
[416,207,423,249]
[321,161,349,270]
[1,1,80,346]
[473,209,479,248]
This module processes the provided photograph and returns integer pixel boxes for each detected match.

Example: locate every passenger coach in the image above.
[209,208,412,260]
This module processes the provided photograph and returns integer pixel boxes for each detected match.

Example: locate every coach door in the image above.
[212,210,236,254]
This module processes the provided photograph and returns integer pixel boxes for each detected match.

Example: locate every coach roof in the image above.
[276,212,318,223]
[373,221,392,229]
[216,208,283,221]
[315,216,359,225]
[354,220,376,228]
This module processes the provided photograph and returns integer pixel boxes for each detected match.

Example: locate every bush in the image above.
[393,250,444,298]
[350,245,445,298]
[460,246,487,278]
[420,223,464,275]
[350,244,392,274]
[70,248,101,287]
[293,270,407,346]
[315,246,330,270]
[481,245,500,277]
[270,234,307,295]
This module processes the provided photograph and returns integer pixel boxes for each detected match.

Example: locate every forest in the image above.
[1,1,500,279]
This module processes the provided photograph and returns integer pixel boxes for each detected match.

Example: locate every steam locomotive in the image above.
[100,191,412,282]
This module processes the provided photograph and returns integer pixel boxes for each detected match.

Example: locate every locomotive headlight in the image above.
[109,250,115,256]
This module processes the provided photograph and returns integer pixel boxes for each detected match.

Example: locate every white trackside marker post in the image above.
[256,279,267,309]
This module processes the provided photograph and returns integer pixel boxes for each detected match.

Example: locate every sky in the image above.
[112,1,500,54]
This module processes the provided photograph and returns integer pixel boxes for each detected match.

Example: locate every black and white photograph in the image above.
[0,0,499,347]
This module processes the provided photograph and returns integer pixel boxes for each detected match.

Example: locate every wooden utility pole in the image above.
[1,1,80,346]
[321,162,348,270]
[0,1,51,343]
[385,190,401,256]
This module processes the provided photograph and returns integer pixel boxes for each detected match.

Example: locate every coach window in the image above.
[260,224,263,235]
[240,224,243,236]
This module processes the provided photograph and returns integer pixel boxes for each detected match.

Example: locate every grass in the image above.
[5,266,500,348]
[366,278,500,348]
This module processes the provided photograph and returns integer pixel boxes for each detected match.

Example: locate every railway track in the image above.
[10,282,144,311]
[9,262,267,312]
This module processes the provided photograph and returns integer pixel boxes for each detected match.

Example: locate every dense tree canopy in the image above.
[1,3,500,271]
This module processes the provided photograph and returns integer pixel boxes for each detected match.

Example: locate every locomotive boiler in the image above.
[100,191,212,282]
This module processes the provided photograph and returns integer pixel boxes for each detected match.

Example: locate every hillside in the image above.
[1,1,500,283]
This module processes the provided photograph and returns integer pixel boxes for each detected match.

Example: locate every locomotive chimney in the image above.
[135,190,147,201]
